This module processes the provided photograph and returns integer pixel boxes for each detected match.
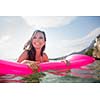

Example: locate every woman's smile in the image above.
[32,32,45,49]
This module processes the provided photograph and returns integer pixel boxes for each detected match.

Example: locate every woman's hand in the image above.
[61,60,70,66]
[21,60,40,73]
[66,60,70,66]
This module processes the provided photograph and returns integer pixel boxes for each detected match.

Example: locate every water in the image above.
[40,72,97,83]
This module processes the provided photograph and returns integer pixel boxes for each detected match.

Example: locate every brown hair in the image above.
[24,30,46,61]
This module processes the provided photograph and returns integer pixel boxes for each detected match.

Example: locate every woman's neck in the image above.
[35,49,43,63]
[36,49,41,56]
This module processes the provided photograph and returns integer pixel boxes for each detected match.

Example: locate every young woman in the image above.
[17,30,49,72]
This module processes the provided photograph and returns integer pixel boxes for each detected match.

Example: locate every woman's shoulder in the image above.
[43,52,47,56]
[22,50,29,55]
[17,50,29,63]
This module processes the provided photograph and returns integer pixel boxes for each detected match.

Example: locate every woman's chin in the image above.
[35,47,42,49]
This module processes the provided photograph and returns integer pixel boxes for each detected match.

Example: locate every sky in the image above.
[0,16,100,60]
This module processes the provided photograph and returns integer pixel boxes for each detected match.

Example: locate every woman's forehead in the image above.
[34,32,44,37]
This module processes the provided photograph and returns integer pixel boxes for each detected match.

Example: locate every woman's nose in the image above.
[36,39,40,42]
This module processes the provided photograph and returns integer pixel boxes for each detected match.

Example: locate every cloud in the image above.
[22,16,76,28]
[48,27,100,58]
[87,27,100,38]
[0,36,11,45]
[0,35,12,59]
[0,16,31,37]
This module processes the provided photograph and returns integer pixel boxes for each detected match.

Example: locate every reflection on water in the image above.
[40,72,98,83]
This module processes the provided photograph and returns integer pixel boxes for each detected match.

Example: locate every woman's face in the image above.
[32,32,46,49]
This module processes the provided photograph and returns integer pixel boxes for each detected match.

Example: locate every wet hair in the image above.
[24,30,46,61]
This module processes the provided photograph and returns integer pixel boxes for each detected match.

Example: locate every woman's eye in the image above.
[39,37,43,39]
[33,37,36,39]
[33,36,43,39]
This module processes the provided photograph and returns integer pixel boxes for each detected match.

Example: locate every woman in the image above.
[17,30,49,72]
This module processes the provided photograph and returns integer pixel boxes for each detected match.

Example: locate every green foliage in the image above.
[84,48,94,56]
[22,72,46,83]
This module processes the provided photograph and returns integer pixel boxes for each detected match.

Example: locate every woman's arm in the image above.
[43,53,49,62]
[17,50,29,63]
